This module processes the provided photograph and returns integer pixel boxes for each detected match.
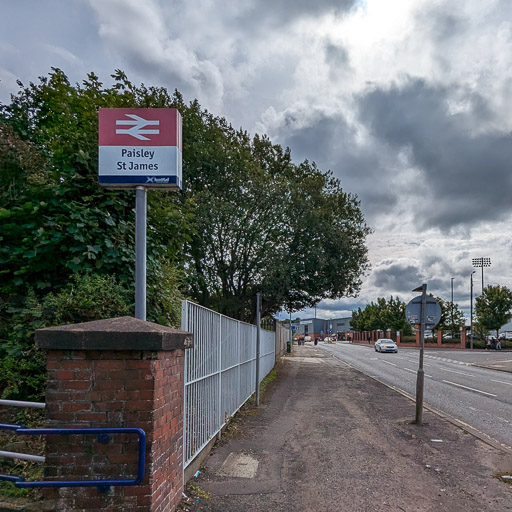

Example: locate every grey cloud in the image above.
[324,42,351,81]
[318,299,365,312]
[238,0,357,30]
[425,11,467,43]
[357,78,512,231]
[272,108,399,222]
[371,262,423,293]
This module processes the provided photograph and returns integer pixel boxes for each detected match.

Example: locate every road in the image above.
[317,342,512,451]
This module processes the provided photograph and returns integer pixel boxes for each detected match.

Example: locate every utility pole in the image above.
[470,271,476,350]
[451,277,454,335]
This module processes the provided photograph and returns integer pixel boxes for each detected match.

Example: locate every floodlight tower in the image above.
[472,257,491,294]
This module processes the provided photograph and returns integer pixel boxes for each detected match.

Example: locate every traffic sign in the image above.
[98,108,182,189]
[405,296,442,328]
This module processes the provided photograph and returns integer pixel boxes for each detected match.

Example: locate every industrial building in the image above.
[291,317,352,339]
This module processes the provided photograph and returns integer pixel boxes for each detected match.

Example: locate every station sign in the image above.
[98,108,182,189]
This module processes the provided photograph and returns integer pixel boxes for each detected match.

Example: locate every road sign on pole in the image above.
[407,287,441,425]
[405,296,442,328]
[98,108,182,189]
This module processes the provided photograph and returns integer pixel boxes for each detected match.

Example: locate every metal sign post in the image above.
[135,187,147,320]
[406,287,442,425]
[415,284,426,425]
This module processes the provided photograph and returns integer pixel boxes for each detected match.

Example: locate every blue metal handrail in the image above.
[0,426,146,490]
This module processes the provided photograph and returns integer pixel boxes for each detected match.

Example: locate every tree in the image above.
[350,296,412,334]
[475,285,512,338]
[0,69,190,323]
[179,103,372,322]
[1,67,371,326]
[0,70,191,398]
[432,296,465,337]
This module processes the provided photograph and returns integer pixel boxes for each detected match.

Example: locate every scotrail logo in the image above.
[146,177,170,184]
[115,114,160,140]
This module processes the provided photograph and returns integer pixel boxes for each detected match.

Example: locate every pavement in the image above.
[182,344,512,512]
[471,356,512,373]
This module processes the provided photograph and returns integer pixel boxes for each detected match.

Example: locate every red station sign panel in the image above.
[98,108,182,189]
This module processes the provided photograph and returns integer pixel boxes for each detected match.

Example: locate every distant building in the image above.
[292,317,353,337]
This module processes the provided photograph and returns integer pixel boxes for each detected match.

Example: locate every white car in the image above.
[375,338,398,353]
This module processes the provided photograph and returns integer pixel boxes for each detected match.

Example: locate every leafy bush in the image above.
[147,262,185,328]
[42,273,131,325]
[0,274,130,400]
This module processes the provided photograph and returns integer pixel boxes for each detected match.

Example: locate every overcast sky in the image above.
[2,0,512,322]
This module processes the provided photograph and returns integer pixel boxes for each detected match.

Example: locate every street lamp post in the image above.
[470,271,476,349]
[451,277,454,336]
[472,257,491,294]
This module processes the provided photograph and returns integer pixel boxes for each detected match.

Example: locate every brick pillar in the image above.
[35,316,193,512]
[415,331,420,346]
[437,330,442,346]
[461,330,466,348]
[396,332,401,345]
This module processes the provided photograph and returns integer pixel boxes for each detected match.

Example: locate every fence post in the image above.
[217,311,222,438]
[256,293,261,406]
[35,316,192,512]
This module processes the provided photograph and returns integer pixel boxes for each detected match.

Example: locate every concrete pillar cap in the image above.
[35,316,193,351]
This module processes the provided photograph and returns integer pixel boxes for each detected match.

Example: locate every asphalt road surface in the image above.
[318,342,512,451]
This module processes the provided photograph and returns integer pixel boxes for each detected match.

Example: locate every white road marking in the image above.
[406,359,430,366]
[381,360,397,367]
[442,380,497,397]
[491,379,512,387]
[443,369,474,377]
[404,367,432,378]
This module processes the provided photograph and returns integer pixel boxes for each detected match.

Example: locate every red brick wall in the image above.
[43,349,184,512]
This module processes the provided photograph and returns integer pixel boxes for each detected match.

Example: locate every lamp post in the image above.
[470,271,476,349]
[472,257,491,294]
[451,277,454,336]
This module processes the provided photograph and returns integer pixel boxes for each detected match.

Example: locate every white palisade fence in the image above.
[181,300,276,468]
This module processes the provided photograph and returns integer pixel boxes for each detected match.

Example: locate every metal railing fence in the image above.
[181,300,276,468]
